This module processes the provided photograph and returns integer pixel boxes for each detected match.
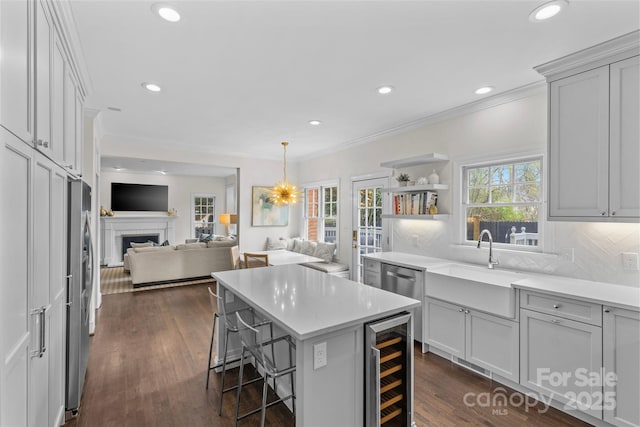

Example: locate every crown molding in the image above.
[299,81,546,162]
[534,30,640,81]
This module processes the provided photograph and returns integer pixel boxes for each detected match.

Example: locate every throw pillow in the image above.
[300,240,317,256]
[292,239,304,253]
[198,234,213,242]
[313,242,336,263]
[266,237,287,250]
[130,241,154,248]
[161,240,170,246]
[283,237,302,251]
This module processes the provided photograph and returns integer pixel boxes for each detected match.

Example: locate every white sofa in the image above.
[127,240,237,287]
[266,237,350,278]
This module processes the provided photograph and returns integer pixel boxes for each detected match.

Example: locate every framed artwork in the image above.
[251,186,289,226]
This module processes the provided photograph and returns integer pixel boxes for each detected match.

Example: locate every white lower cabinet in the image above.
[424,298,465,358]
[1,130,67,427]
[520,308,603,420]
[424,297,519,382]
[362,258,381,288]
[603,306,640,427]
[466,309,519,381]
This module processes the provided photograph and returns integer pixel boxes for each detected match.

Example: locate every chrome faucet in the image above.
[477,229,499,269]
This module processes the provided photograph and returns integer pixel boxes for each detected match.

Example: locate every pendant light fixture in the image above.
[271,141,301,205]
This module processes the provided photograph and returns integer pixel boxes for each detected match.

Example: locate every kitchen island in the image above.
[212,264,420,426]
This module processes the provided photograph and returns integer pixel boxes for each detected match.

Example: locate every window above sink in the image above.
[461,154,544,252]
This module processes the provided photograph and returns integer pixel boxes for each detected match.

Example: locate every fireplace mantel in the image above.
[100,216,177,267]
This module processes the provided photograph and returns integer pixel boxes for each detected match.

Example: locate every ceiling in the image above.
[70,0,639,164]
[100,156,236,177]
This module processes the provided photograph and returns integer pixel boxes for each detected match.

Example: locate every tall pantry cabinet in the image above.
[0,0,87,426]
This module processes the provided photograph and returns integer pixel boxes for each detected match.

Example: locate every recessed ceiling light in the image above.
[309,120,322,126]
[152,3,181,22]
[159,170,167,175]
[114,167,124,171]
[475,86,494,95]
[107,106,122,112]
[529,0,568,22]
[142,82,162,92]
[377,86,394,95]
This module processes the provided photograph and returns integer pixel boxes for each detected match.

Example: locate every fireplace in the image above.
[100,216,177,267]
[121,234,160,258]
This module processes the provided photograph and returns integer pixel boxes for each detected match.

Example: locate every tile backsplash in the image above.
[391,220,640,287]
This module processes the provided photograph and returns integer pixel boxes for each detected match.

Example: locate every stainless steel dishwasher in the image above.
[381,263,423,343]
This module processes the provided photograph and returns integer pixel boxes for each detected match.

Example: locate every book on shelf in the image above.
[393,191,437,215]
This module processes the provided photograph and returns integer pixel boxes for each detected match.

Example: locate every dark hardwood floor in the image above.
[67,283,590,427]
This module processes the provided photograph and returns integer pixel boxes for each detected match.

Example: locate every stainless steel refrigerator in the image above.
[66,179,94,414]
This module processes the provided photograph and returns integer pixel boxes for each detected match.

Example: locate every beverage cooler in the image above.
[365,312,413,426]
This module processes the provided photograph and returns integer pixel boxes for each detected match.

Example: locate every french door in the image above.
[352,176,389,282]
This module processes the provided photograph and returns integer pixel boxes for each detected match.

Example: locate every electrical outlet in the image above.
[313,342,327,370]
[559,248,574,263]
[622,252,639,271]
[225,292,234,304]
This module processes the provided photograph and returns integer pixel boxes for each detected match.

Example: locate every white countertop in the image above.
[363,251,640,311]
[243,250,324,266]
[212,264,421,341]
[362,252,451,270]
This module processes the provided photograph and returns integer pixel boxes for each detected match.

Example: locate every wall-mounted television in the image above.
[111,183,168,212]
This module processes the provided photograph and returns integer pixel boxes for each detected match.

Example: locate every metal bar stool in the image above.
[234,311,296,427]
[205,287,274,416]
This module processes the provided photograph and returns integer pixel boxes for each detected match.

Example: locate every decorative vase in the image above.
[107,209,115,217]
[399,181,407,187]
[428,169,440,185]
[100,206,107,216]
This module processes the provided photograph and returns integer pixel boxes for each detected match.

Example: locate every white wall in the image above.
[99,142,301,251]
[298,90,640,287]
[100,171,229,243]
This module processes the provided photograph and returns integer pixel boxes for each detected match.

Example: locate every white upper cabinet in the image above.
[549,66,610,218]
[0,0,34,143]
[536,31,639,222]
[35,0,52,155]
[51,33,65,162]
[2,0,86,173]
[609,56,640,218]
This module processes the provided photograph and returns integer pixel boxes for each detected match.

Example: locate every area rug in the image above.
[100,267,215,295]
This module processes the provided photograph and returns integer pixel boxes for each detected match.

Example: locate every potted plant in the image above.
[396,173,410,186]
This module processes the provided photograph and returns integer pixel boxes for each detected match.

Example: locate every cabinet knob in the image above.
[464,309,470,314]
[551,319,561,324]
[553,304,560,309]
[611,211,616,216]
[458,308,464,312]
[601,211,607,216]
[604,308,611,313]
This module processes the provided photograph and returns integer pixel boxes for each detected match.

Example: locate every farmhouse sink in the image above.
[425,263,522,318]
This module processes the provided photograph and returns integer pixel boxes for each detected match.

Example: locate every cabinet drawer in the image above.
[520,291,602,326]
[363,259,380,273]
